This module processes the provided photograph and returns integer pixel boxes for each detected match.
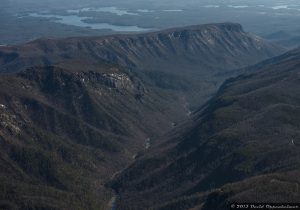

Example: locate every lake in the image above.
[27,12,153,32]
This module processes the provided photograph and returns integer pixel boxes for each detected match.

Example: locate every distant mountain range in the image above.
[0,23,288,210]
[265,30,300,49]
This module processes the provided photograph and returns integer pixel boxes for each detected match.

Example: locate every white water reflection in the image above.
[67,6,138,16]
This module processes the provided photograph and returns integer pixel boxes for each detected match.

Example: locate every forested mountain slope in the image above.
[113,47,300,210]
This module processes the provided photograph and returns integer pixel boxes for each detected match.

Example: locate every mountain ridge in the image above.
[0,22,281,73]
[0,22,284,113]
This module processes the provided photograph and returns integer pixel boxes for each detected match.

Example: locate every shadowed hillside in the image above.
[112,47,300,210]
[0,64,177,210]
